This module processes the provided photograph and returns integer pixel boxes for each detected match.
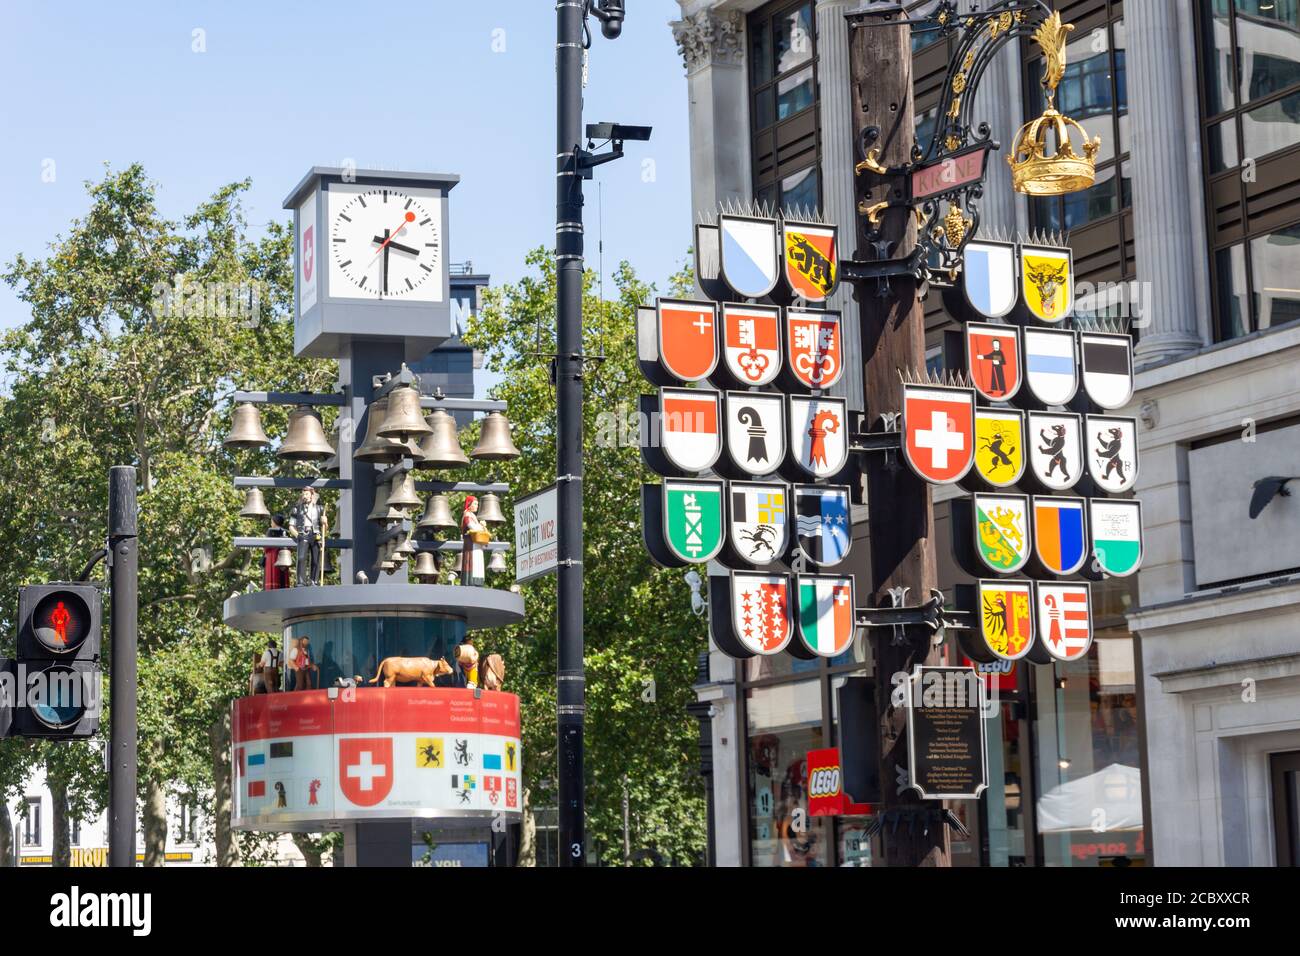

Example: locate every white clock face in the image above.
[327,186,442,301]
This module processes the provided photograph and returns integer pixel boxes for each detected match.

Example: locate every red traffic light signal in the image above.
[18,583,101,661]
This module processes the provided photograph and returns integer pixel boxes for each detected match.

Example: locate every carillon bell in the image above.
[354,399,408,464]
[378,541,396,572]
[388,471,421,510]
[275,547,293,569]
[278,406,336,461]
[415,410,470,470]
[413,549,439,581]
[477,492,506,525]
[487,549,508,574]
[367,484,404,524]
[239,487,271,519]
[224,403,270,449]
[470,411,521,461]
[418,493,457,530]
[321,452,340,476]
[394,534,416,558]
[377,384,433,440]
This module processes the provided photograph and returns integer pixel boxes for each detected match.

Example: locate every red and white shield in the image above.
[339,737,394,807]
[786,310,843,390]
[1035,583,1093,662]
[965,322,1021,401]
[657,298,718,382]
[722,303,781,386]
[902,384,975,484]
[302,226,315,283]
[732,572,792,655]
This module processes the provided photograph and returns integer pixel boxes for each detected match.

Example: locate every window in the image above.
[1198,1,1300,340]
[23,797,41,847]
[1026,12,1131,233]
[750,0,822,214]
[70,817,81,847]
[177,801,199,845]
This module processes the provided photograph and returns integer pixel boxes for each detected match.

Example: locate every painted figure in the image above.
[1095,427,1127,484]
[460,495,488,586]
[976,339,1007,395]
[263,513,291,591]
[1038,424,1071,481]
[289,487,328,587]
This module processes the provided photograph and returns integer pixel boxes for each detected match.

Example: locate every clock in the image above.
[286,167,458,359]
[327,184,443,301]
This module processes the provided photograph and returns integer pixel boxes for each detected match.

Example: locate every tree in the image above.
[0,164,335,864]
[462,249,709,865]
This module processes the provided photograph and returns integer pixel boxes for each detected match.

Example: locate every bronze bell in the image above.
[354,399,408,464]
[388,471,421,510]
[377,384,433,440]
[278,406,335,461]
[417,493,457,530]
[470,411,521,461]
[321,452,340,476]
[378,541,396,572]
[275,547,293,569]
[394,533,416,558]
[367,483,403,524]
[487,549,508,574]
[239,487,271,519]
[478,492,506,525]
[415,410,470,470]
[413,550,439,582]
[225,403,270,449]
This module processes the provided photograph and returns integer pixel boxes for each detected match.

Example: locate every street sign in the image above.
[514,485,559,583]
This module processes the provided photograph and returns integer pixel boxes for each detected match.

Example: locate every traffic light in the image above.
[10,583,102,738]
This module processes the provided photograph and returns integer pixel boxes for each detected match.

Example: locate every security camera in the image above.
[590,0,625,39]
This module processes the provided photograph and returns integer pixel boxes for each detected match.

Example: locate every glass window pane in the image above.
[781,165,819,216]
[751,16,773,85]
[1208,118,1241,171]
[1215,242,1250,340]
[1201,0,1236,115]
[1030,195,1063,234]
[915,105,939,154]
[777,64,815,120]
[743,648,820,682]
[755,182,779,216]
[754,87,775,130]
[1241,88,1300,158]
[1063,164,1118,228]
[774,3,815,75]
[1235,0,1300,105]
[1113,19,1129,154]
[1120,159,1133,209]
[1250,222,1300,329]
[746,681,830,866]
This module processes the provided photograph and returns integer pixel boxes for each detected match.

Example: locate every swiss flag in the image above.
[302,225,314,282]
[339,738,394,807]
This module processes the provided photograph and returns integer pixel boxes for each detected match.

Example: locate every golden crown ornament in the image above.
[1007,12,1101,196]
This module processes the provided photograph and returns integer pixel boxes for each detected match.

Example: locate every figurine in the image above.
[455,642,480,688]
[289,487,329,587]
[263,513,290,591]
[287,635,319,691]
[482,653,505,691]
[459,495,489,586]
[259,638,281,693]
[368,656,454,688]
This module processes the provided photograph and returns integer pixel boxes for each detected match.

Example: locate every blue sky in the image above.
[0,0,692,334]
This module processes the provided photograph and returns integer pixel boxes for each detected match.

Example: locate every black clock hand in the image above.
[372,235,419,256]
[379,229,391,294]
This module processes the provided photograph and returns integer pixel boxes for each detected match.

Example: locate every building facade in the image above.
[674,0,1300,866]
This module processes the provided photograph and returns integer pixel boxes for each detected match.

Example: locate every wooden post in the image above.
[847,5,950,867]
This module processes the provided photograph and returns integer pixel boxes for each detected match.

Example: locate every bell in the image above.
[487,550,508,574]
[275,548,293,569]
[413,550,439,582]
[225,403,270,449]
[418,493,457,530]
[395,533,416,558]
[378,541,396,572]
[478,492,506,525]
[321,452,340,476]
[354,399,408,464]
[388,471,421,510]
[278,406,335,461]
[366,483,404,524]
[470,411,521,461]
[377,384,433,440]
[239,487,271,519]
[415,410,470,470]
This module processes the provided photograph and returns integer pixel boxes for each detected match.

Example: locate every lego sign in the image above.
[806,748,873,817]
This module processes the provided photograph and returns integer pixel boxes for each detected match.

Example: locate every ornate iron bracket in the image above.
[863,807,970,841]
[855,587,974,646]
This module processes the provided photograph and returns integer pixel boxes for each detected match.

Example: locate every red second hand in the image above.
[370,210,417,259]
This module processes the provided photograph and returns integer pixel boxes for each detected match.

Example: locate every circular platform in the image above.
[223,583,525,633]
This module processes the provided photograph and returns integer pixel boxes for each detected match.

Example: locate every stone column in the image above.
[671,7,750,216]
[818,0,864,411]
[1128,0,1205,365]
